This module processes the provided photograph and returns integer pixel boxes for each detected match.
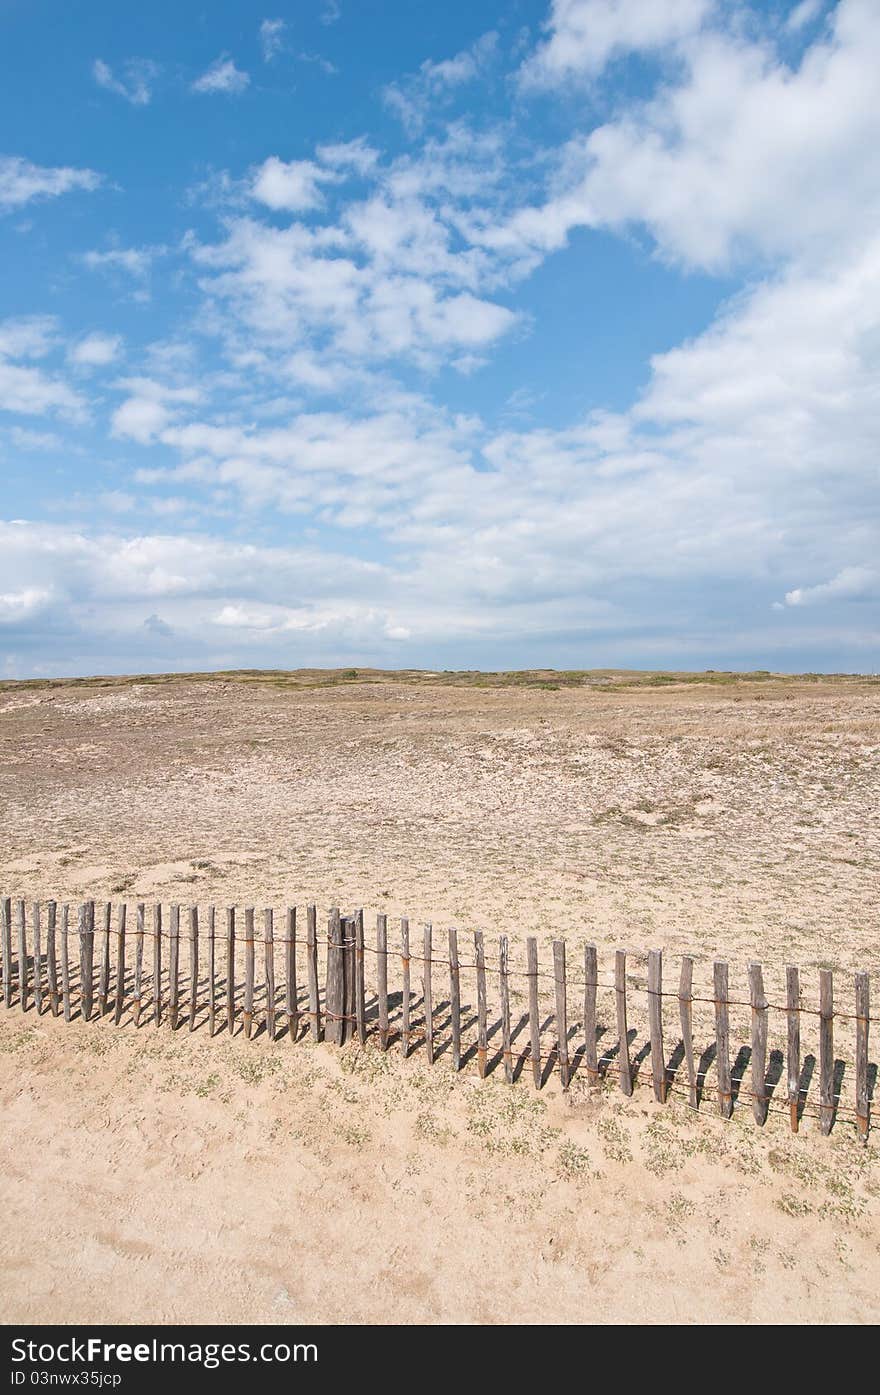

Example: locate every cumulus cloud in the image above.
[250,156,338,212]
[191,57,250,96]
[92,58,159,106]
[0,317,87,422]
[68,333,123,368]
[0,154,100,211]
[520,0,710,86]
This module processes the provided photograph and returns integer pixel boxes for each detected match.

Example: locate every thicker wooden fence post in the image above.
[207,907,216,1036]
[98,901,111,1016]
[326,908,342,1046]
[81,900,95,1023]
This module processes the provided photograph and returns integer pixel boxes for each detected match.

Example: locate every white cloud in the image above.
[0,318,87,422]
[0,154,100,211]
[786,0,824,33]
[784,568,877,608]
[383,31,498,136]
[92,57,159,106]
[504,0,880,274]
[68,333,123,368]
[111,377,203,444]
[8,427,63,451]
[316,137,379,175]
[82,246,162,279]
[191,57,250,96]
[521,0,709,86]
[259,19,286,63]
[0,587,53,625]
[251,156,337,212]
[320,0,341,25]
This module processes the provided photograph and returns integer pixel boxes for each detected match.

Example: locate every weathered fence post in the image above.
[81,901,95,1022]
[169,904,180,1030]
[286,907,298,1042]
[400,917,411,1058]
[326,908,343,1046]
[679,955,697,1107]
[786,964,800,1132]
[713,959,732,1118]
[98,901,111,1016]
[207,906,216,1036]
[18,900,28,1013]
[188,905,198,1031]
[243,907,255,1039]
[527,937,541,1089]
[307,905,320,1041]
[553,939,569,1088]
[60,904,71,1021]
[115,903,127,1025]
[855,971,870,1141]
[423,923,433,1064]
[355,909,366,1046]
[749,962,768,1125]
[152,903,161,1028]
[134,902,145,1027]
[47,900,59,1016]
[584,943,598,1086]
[264,908,275,1042]
[475,929,488,1079]
[819,968,834,1135]
[1,897,11,1008]
[342,913,356,1045]
[449,927,461,1071]
[615,949,632,1097]
[226,906,235,1036]
[499,934,513,1083]
[647,948,665,1103]
[32,903,42,1016]
[376,913,389,1049]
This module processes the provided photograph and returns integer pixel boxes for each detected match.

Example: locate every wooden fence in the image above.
[0,896,874,1139]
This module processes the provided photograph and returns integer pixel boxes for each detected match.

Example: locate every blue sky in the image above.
[1,0,878,676]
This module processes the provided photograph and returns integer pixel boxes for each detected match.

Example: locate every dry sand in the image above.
[1,670,879,1323]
